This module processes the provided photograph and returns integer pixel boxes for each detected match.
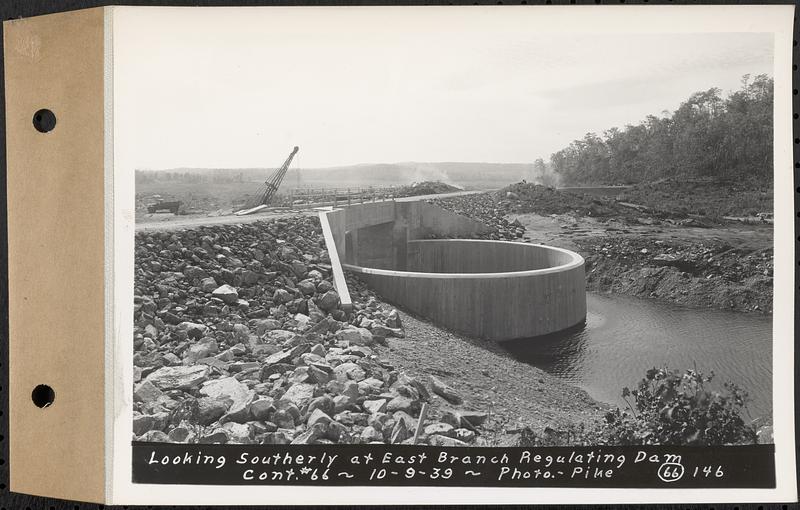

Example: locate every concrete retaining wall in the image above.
[406,239,575,274]
[326,200,490,270]
[345,240,586,340]
[347,222,395,270]
[319,202,586,340]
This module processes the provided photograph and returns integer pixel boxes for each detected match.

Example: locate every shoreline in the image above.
[519,212,773,316]
[354,288,610,446]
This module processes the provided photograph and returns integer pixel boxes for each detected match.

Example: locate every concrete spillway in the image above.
[319,200,586,341]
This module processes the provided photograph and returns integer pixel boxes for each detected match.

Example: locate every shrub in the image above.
[598,366,757,446]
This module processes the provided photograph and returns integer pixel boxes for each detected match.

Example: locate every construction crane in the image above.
[235,146,299,216]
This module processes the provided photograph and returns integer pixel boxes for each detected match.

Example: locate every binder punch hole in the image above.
[31,384,54,408]
[32,108,56,133]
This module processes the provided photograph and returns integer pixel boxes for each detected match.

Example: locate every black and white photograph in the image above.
[4,3,798,507]
[112,5,795,502]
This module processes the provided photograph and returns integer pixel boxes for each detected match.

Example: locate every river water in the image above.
[501,293,773,420]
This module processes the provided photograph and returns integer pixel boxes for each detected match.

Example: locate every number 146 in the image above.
[693,465,724,478]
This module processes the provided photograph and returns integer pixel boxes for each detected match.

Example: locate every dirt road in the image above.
[135,190,488,232]
[135,209,315,232]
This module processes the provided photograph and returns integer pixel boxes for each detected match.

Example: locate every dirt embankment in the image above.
[434,182,773,315]
[577,236,772,313]
[616,179,773,221]
[395,181,462,197]
[500,179,773,227]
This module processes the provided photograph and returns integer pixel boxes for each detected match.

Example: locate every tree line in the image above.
[135,170,246,185]
[547,74,773,186]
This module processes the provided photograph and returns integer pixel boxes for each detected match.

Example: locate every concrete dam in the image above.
[318,199,587,341]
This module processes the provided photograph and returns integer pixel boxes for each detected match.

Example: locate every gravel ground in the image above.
[371,304,609,446]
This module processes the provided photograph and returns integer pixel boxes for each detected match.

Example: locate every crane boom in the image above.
[236,146,299,215]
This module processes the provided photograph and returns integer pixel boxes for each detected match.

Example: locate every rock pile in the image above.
[580,237,773,284]
[133,216,486,445]
[498,183,624,219]
[396,181,461,197]
[578,236,774,313]
[429,194,525,241]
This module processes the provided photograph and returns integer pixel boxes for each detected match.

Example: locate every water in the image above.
[501,293,773,420]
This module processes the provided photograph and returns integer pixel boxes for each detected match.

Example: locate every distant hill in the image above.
[137,162,536,190]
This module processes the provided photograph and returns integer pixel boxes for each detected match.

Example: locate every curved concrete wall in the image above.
[318,200,490,311]
[344,240,586,341]
[406,239,576,273]
[319,201,587,341]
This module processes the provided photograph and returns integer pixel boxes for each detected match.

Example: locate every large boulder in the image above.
[333,362,366,382]
[200,377,251,408]
[183,266,208,280]
[273,288,292,305]
[334,327,374,346]
[212,284,239,304]
[176,321,208,340]
[317,290,340,312]
[133,380,164,403]
[386,396,420,414]
[363,399,388,414]
[196,397,228,425]
[264,330,298,345]
[253,319,282,335]
[145,365,210,390]
[282,383,316,407]
[297,279,317,295]
[249,397,275,421]
[200,277,218,292]
[183,337,219,364]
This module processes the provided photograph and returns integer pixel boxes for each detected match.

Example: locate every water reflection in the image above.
[501,293,773,420]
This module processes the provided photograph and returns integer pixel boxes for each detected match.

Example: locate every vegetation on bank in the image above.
[600,367,757,445]
[547,74,773,186]
[519,366,760,447]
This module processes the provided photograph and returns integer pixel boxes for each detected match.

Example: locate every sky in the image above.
[113,7,774,169]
